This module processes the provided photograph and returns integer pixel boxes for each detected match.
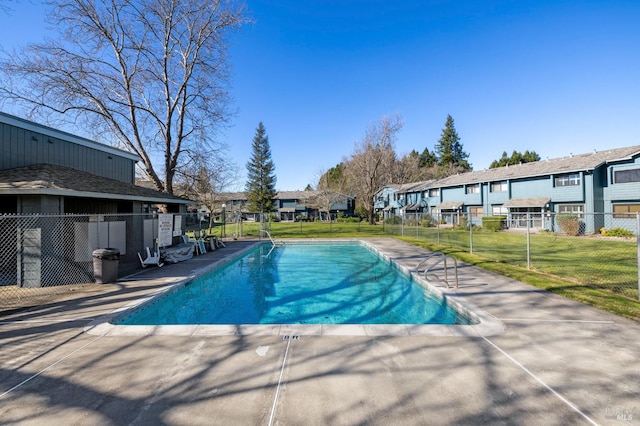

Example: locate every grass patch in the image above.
[231,220,388,238]
[397,235,640,322]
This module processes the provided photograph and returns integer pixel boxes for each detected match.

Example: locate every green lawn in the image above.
[199,221,640,321]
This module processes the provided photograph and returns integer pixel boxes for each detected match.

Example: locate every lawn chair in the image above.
[137,247,164,268]
[196,238,207,255]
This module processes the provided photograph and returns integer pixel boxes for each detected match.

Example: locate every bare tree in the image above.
[177,152,238,227]
[0,0,248,194]
[345,114,403,225]
[312,166,347,221]
[0,1,16,14]
[393,151,435,184]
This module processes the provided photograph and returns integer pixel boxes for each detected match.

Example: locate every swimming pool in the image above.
[88,239,504,336]
[117,241,473,326]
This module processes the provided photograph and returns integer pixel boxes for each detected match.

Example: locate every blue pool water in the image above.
[117,242,473,326]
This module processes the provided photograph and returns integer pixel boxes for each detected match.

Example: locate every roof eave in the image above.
[0,188,196,204]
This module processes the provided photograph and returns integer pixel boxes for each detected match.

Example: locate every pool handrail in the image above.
[415,251,459,289]
[260,229,278,247]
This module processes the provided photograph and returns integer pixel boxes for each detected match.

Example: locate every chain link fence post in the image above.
[469,214,473,254]
[526,211,531,269]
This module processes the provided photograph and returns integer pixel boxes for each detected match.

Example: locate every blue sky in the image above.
[2,1,639,191]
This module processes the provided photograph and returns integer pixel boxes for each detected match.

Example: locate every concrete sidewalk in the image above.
[1,238,638,425]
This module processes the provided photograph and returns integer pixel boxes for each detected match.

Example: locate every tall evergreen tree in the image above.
[245,122,277,213]
[419,147,437,168]
[435,114,471,171]
[489,150,541,168]
[318,162,347,192]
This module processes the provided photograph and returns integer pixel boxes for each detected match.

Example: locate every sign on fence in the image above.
[158,214,173,248]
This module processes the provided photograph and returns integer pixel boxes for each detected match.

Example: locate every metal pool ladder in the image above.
[260,229,278,246]
[415,251,459,289]
[260,230,280,257]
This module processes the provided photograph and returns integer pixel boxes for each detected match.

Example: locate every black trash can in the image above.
[92,248,120,283]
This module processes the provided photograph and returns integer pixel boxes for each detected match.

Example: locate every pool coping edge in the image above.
[85,238,506,337]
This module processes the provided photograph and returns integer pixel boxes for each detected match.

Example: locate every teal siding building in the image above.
[376,145,640,233]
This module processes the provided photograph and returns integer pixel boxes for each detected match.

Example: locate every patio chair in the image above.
[196,238,207,255]
[138,247,164,268]
[209,236,226,249]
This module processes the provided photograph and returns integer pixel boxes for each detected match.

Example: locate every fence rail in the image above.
[2,211,638,313]
[384,211,640,300]
[0,212,213,311]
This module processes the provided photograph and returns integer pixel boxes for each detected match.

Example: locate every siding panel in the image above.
[511,177,551,198]
[1,115,138,184]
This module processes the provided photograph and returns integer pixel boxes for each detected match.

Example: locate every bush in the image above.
[482,216,506,232]
[385,216,401,225]
[420,214,434,227]
[405,216,420,226]
[557,214,580,236]
[603,227,635,238]
[336,216,361,223]
[457,216,468,229]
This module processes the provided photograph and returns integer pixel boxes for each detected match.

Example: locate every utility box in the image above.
[92,248,120,283]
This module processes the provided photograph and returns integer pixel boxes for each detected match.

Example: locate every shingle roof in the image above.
[396,180,436,194]
[0,163,194,204]
[219,190,354,202]
[436,201,464,210]
[433,145,640,187]
[503,197,551,208]
[277,190,318,200]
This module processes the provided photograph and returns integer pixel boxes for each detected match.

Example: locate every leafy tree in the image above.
[435,114,470,171]
[245,122,277,213]
[0,0,247,194]
[489,150,541,168]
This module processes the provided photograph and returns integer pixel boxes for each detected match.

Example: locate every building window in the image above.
[492,206,508,215]
[469,207,483,217]
[466,184,480,194]
[613,204,640,218]
[428,188,439,197]
[614,168,640,184]
[554,173,580,187]
[558,204,584,218]
[491,181,507,192]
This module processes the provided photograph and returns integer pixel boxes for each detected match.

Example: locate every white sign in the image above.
[158,214,173,248]
[173,215,182,236]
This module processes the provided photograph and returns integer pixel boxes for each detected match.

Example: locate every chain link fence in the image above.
[3,210,638,311]
[385,212,640,300]
[0,212,210,312]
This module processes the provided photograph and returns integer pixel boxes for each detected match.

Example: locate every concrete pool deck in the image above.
[1,238,638,425]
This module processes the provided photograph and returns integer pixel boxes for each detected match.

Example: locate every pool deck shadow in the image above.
[1,237,639,425]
